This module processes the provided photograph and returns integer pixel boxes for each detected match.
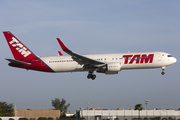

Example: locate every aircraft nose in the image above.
[173,57,177,63]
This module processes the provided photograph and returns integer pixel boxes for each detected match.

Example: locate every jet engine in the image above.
[105,62,121,74]
[97,62,121,74]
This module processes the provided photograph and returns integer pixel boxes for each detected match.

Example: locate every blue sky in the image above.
[0,1,180,111]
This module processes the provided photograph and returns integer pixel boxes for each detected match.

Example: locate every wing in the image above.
[57,38,105,68]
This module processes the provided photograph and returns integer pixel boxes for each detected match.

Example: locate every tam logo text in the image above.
[9,37,31,57]
[123,54,154,64]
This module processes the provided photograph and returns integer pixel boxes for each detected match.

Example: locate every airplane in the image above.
[3,31,177,80]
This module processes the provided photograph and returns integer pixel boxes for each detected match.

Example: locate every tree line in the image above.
[0,98,81,119]
[0,101,177,120]
[0,101,14,116]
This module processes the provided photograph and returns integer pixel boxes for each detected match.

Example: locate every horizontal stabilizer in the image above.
[5,58,31,65]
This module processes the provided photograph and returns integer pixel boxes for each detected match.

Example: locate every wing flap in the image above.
[5,58,31,65]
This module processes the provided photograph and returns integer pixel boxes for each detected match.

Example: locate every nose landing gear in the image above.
[161,67,166,75]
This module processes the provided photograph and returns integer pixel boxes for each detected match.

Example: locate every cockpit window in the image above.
[168,55,173,57]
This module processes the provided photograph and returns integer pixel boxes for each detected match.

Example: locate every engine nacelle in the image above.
[105,62,121,74]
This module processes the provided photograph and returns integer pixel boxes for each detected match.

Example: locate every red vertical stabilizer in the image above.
[3,31,37,60]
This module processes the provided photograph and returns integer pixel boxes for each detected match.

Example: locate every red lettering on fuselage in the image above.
[123,55,133,64]
[123,54,154,64]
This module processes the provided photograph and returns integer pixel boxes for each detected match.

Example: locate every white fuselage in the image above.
[39,51,176,73]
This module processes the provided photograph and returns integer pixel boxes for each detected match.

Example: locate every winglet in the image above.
[58,51,63,56]
[57,38,69,51]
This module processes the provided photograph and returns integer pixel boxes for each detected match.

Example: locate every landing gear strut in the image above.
[161,67,166,75]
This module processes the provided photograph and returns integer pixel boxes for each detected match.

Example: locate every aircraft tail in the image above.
[3,31,37,60]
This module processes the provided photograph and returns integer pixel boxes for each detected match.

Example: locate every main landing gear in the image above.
[87,70,96,80]
[87,69,96,80]
[87,73,96,80]
[161,67,166,75]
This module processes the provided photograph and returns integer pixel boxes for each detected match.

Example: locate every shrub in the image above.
[19,118,28,120]
[47,117,53,120]
[38,117,47,120]
[162,118,168,120]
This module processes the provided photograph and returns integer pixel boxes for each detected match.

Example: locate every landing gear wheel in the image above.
[87,74,96,80]
[91,75,96,80]
[161,72,165,75]
[87,74,92,79]
[161,67,166,75]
